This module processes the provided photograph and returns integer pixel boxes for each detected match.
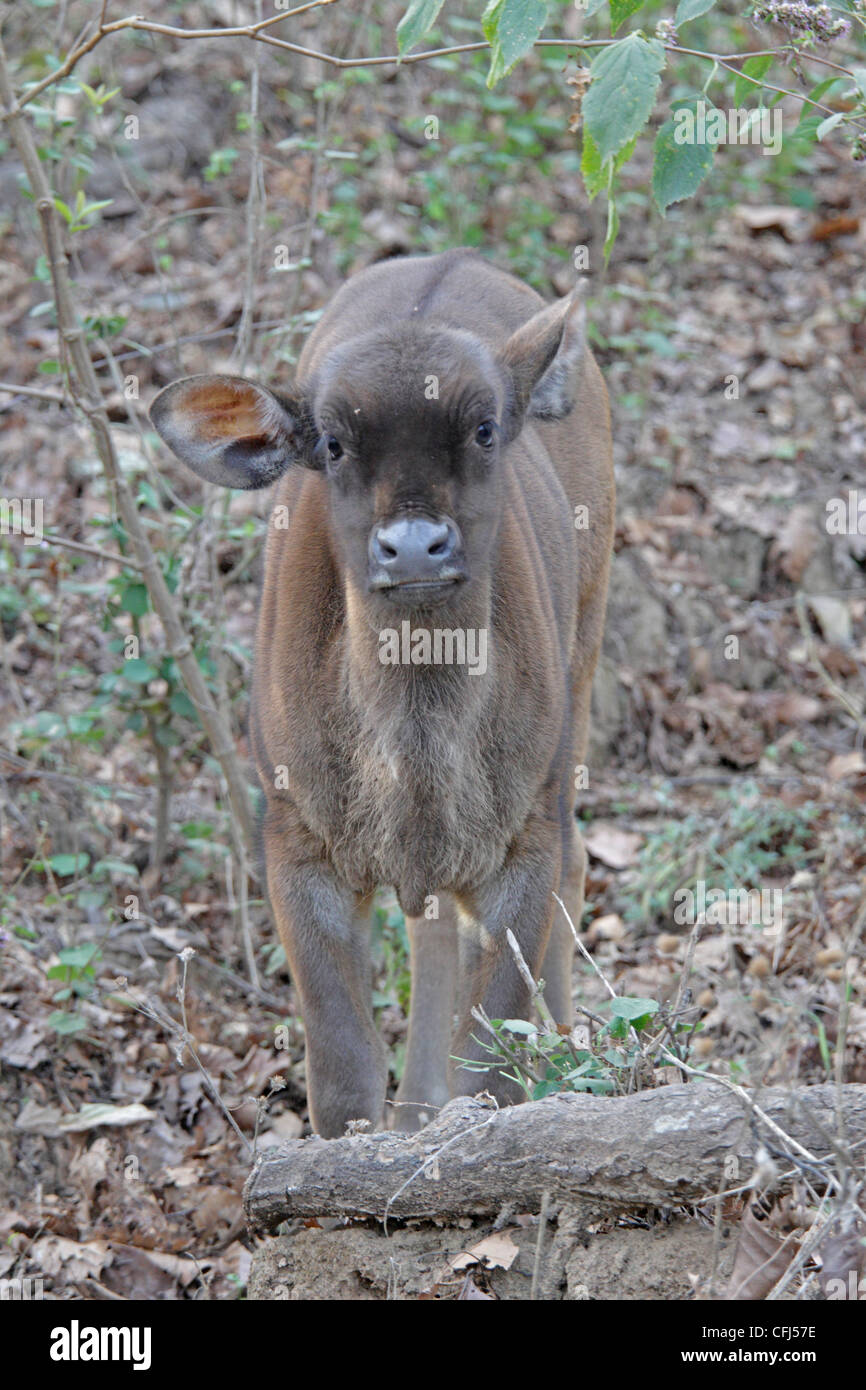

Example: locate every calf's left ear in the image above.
[149,374,317,489]
[498,285,587,431]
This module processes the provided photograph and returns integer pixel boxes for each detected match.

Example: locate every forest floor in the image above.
[1,5,865,1299]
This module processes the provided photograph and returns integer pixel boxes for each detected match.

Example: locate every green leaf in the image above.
[92,857,138,879]
[581,130,637,201]
[396,0,446,54]
[734,54,773,107]
[609,995,660,1021]
[610,0,645,34]
[675,0,716,21]
[169,690,197,721]
[58,943,100,968]
[816,111,845,141]
[652,100,715,214]
[119,582,148,616]
[45,852,90,877]
[49,1011,88,1035]
[581,130,607,201]
[483,0,549,87]
[120,658,157,684]
[532,1079,560,1099]
[583,33,665,161]
[574,1075,616,1094]
[181,821,214,840]
[796,77,847,133]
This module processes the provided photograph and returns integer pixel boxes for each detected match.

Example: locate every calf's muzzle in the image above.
[368,513,465,599]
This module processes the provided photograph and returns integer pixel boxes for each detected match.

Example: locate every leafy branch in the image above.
[3,0,864,257]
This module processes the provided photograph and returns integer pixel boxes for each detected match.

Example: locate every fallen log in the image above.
[244,1082,866,1232]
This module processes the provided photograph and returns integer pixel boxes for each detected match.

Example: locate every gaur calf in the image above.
[150,248,615,1137]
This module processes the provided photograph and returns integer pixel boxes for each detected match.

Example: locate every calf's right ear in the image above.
[149,374,318,488]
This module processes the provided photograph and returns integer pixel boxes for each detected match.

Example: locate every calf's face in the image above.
[149,286,587,614]
[312,327,508,610]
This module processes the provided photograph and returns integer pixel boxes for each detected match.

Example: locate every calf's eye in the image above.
[325,435,344,461]
[475,421,495,448]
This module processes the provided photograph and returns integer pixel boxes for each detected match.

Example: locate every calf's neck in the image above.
[150,248,615,1137]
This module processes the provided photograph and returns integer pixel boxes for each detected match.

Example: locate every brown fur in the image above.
[150,249,615,1137]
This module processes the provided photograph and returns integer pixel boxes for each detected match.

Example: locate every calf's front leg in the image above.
[264,820,387,1138]
[451,804,562,1106]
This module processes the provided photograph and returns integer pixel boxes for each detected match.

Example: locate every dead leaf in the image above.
[64,1103,154,1133]
[589,913,626,943]
[811,215,859,242]
[762,691,823,725]
[16,1100,154,1135]
[29,1236,112,1284]
[163,1162,203,1188]
[807,596,852,648]
[1,1020,49,1069]
[770,506,818,582]
[747,359,788,393]
[726,1202,798,1299]
[759,323,818,368]
[583,823,642,870]
[259,1110,304,1144]
[191,1186,243,1236]
[827,751,866,781]
[466,1231,519,1271]
[735,205,804,237]
[450,1250,479,1272]
[817,1210,865,1298]
[69,1137,112,1199]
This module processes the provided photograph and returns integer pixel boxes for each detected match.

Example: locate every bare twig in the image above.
[506,929,558,1032]
[233,0,265,375]
[33,531,145,570]
[0,380,68,404]
[2,18,855,126]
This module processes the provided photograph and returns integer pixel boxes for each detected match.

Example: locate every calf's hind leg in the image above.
[392,898,459,1131]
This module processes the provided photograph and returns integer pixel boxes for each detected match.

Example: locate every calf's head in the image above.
[149,287,586,611]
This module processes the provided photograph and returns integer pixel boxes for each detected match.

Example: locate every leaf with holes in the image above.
[483,0,549,87]
[653,100,716,214]
[583,33,666,162]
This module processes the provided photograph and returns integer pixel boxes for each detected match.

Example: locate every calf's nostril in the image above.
[369,515,463,586]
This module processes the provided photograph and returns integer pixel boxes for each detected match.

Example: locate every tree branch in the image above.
[244,1083,866,1231]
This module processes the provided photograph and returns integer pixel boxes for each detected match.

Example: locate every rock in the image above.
[602,552,669,674]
